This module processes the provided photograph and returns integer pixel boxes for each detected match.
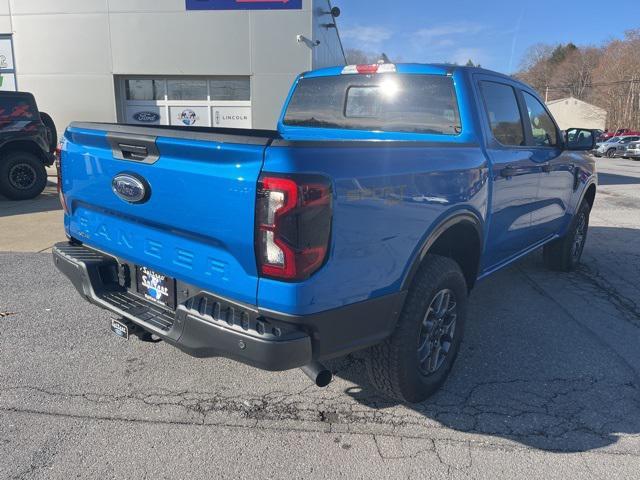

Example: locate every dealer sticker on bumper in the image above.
[110,318,129,340]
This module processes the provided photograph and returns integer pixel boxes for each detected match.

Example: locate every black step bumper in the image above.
[53,242,406,371]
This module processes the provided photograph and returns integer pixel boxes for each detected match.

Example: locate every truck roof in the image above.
[302,63,517,83]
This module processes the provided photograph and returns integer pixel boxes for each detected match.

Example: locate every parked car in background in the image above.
[598,128,640,142]
[624,141,640,160]
[0,91,57,200]
[595,135,640,158]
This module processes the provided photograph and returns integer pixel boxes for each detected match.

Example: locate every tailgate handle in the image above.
[118,143,149,161]
[107,133,160,164]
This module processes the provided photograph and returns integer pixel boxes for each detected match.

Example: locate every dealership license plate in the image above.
[136,266,176,310]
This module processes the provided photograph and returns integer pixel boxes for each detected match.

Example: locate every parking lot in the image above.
[1,158,639,478]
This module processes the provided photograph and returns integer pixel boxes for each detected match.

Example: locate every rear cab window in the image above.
[283,74,462,135]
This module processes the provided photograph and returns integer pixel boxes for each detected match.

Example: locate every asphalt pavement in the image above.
[0,167,65,253]
[1,158,639,479]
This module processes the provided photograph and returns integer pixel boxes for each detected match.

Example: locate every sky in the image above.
[335,0,640,73]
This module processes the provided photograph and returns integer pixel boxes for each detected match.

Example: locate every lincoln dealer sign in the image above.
[186,0,302,10]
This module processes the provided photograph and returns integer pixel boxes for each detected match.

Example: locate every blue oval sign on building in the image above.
[112,173,150,204]
[186,0,302,10]
[133,111,161,123]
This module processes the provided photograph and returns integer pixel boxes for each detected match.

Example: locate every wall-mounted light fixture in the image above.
[297,35,321,47]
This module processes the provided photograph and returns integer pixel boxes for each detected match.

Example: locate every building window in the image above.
[167,79,208,101]
[209,77,250,101]
[119,75,252,129]
[125,79,166,101]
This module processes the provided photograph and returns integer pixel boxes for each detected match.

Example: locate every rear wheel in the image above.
[0,151,48,200]
[366,255,468,403]
[543,200,591,272]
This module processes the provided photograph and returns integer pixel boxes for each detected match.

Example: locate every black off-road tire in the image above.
[543,200,591,272]
[0,151,48,200]
[365,255,468,403]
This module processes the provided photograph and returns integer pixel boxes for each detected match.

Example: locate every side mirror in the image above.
[565,128,596,151]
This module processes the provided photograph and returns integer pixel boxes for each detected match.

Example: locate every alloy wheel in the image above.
[417,289,458,376]
[8,163,37,190]
[571,212,587,262]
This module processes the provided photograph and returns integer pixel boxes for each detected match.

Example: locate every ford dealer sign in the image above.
[186,0,302,10]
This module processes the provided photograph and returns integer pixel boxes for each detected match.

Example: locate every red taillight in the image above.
[55,143,68,213]
[256,174,332,281]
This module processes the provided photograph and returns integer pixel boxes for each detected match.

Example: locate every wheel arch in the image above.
[401,211,484,292]
[581,182,597,211]
[0,140,49,164]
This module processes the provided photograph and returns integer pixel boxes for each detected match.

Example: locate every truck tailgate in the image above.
[61,123,275,305]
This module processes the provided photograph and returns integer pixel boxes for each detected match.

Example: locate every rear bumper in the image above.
[53,242,405,371]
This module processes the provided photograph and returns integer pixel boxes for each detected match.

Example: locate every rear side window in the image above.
[522,92,558,147]
[0,95,37,126]
[480,81,525,146]
[283,74,461,135]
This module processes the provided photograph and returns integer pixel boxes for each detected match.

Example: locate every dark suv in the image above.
[0,91,56,200]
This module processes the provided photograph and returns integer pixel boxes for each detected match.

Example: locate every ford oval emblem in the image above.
[112,173,150,204]
[133,111,160,123]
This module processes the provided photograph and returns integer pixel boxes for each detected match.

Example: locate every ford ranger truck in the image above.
[53,64,597,403]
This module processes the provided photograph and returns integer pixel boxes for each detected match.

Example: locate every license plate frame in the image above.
[135,266,177,310]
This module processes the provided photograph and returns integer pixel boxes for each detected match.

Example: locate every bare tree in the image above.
[516,43,556,97]
[516,32,640,129]
[591,30,640,130]
[552,47,602,99]
[345,48,375,65]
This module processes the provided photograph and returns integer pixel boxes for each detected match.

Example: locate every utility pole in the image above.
[545,85,549,103]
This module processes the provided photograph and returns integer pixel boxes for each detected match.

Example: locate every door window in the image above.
[480,81,525,146]
[523,92,558,147]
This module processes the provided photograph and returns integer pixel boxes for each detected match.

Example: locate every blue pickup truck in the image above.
[53,63,596,403]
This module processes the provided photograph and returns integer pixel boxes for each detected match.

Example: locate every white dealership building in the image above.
[0,0,345,132]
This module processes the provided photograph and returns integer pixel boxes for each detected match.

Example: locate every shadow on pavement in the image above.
[334,226,640,453]
[0,180,61,218]
[598,172,640,186]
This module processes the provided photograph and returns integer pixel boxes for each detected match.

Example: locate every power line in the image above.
[543,79,640,90]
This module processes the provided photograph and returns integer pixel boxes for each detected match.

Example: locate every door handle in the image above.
[118,143,149,161]
[541,163,553,173]
[107,132,160,164]
[500,166,518,178]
